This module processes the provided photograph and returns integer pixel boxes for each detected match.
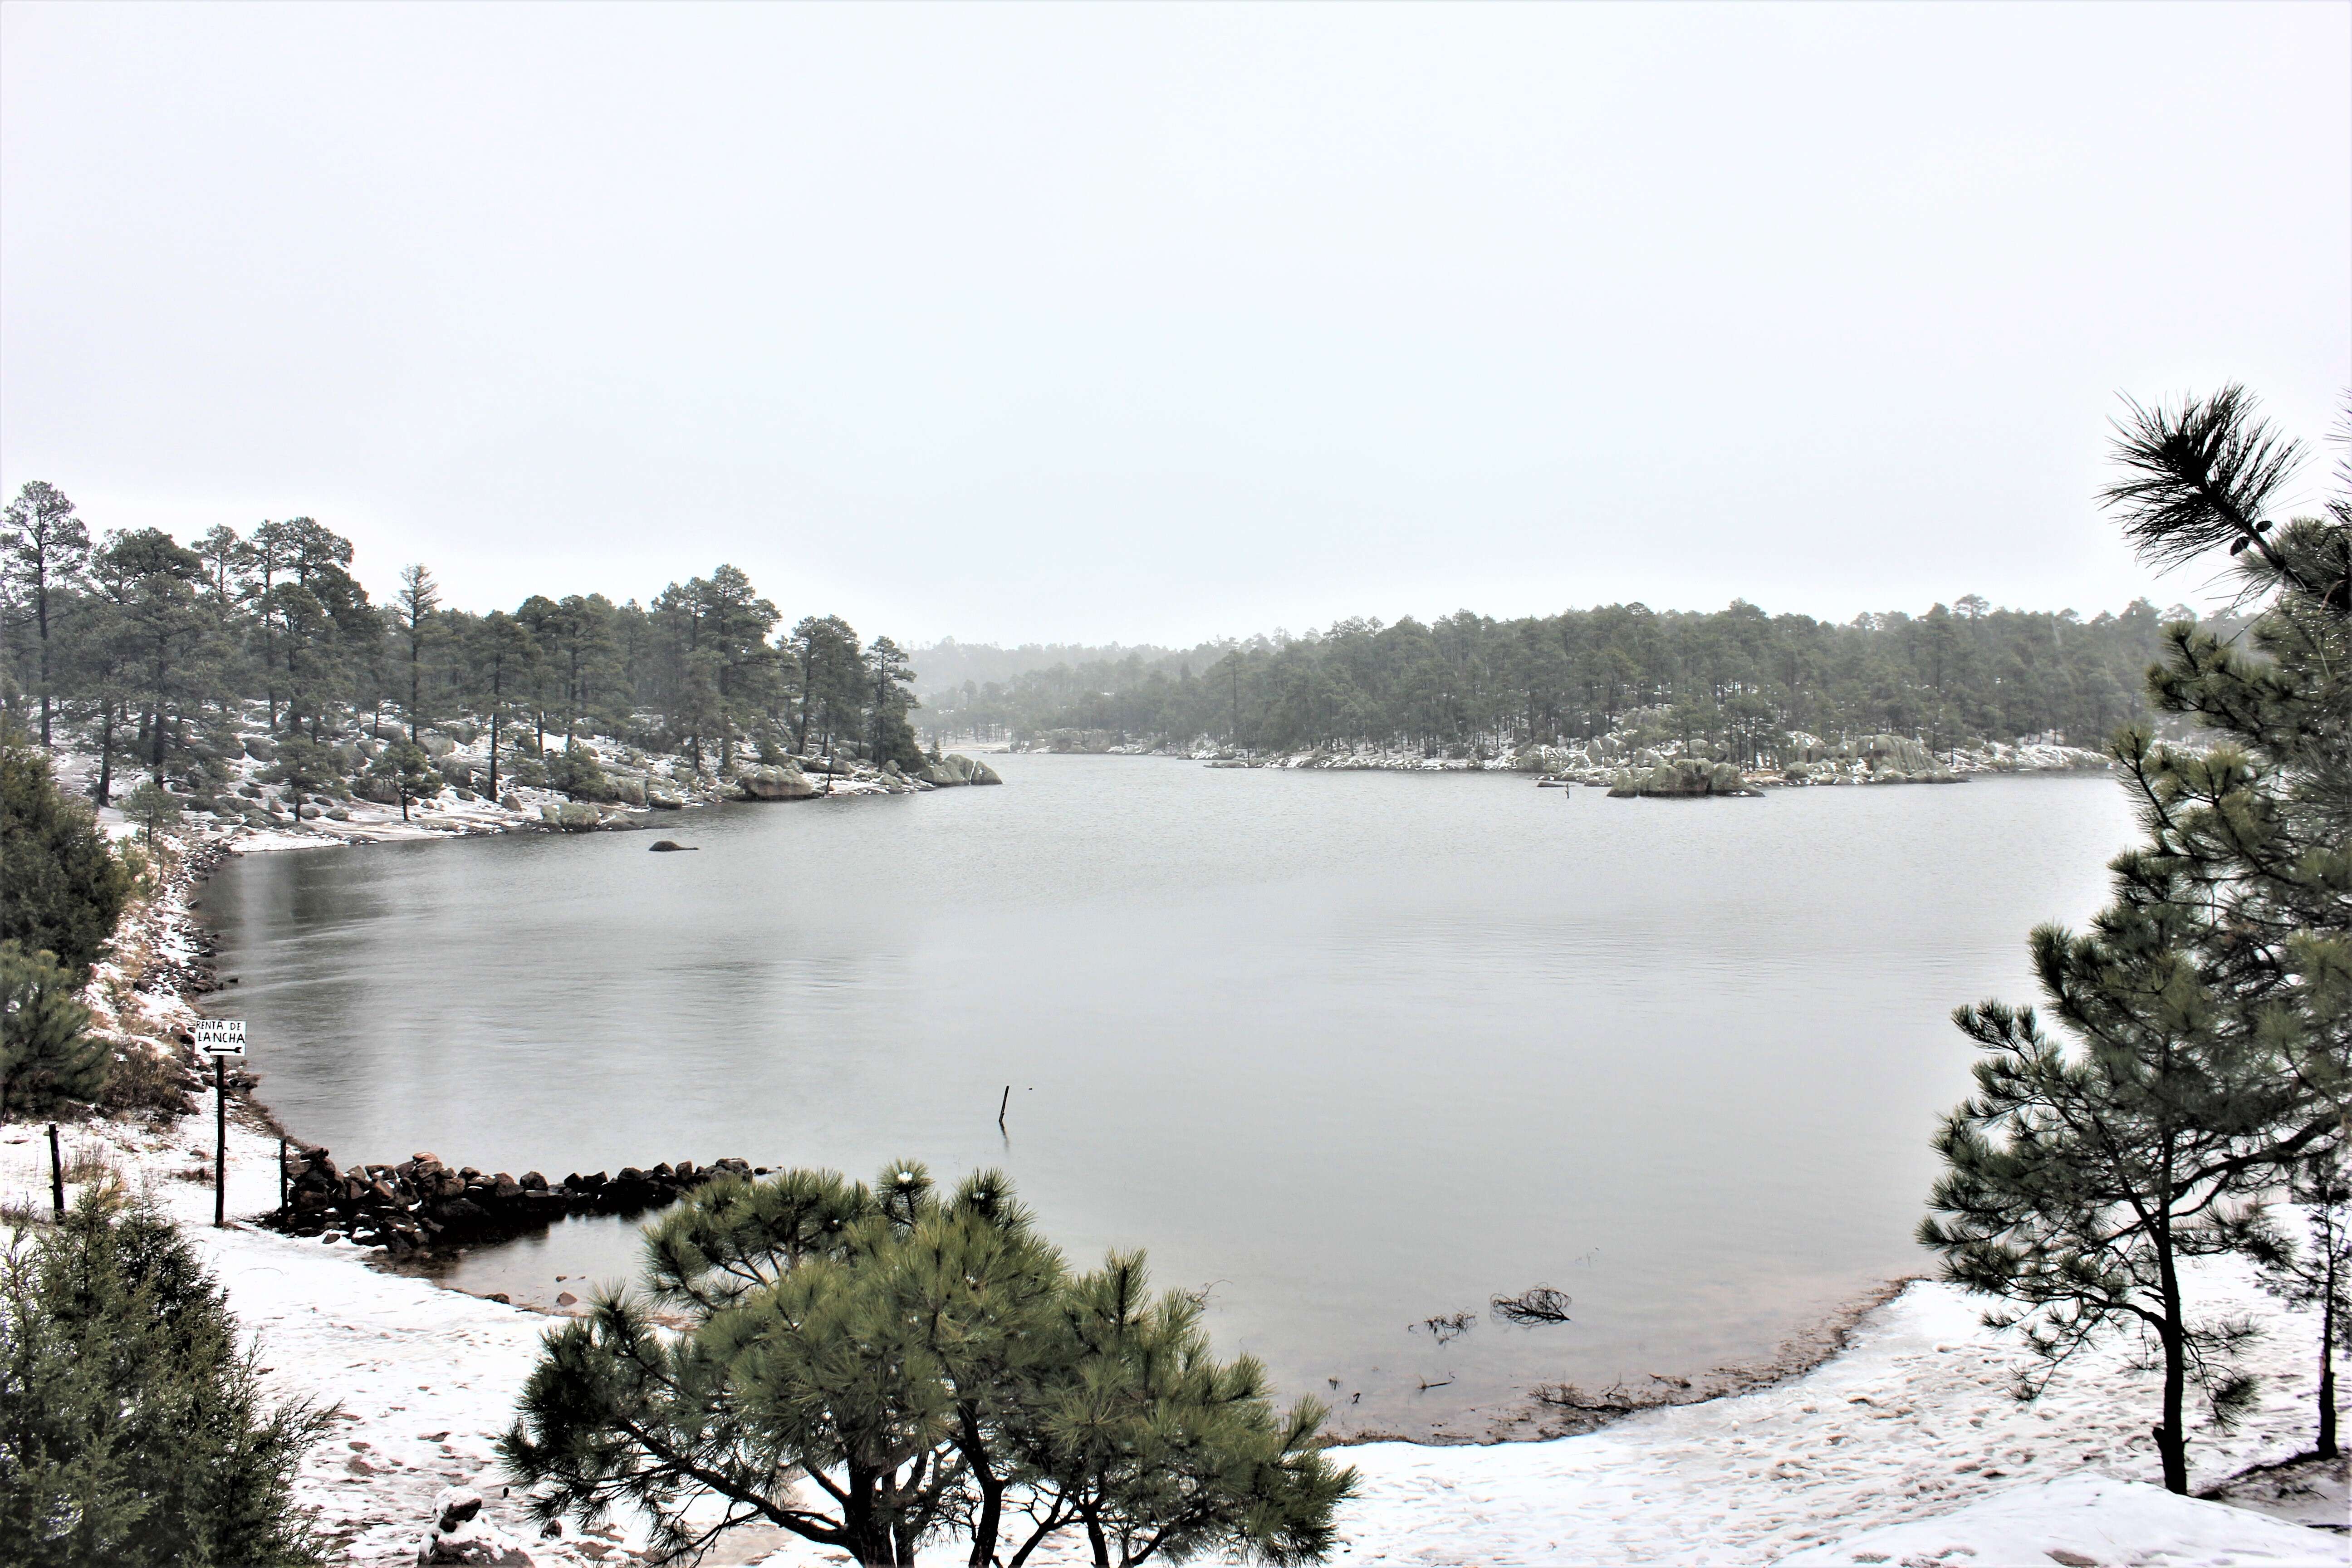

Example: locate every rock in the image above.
[648,839,696,852]
[556,1291,578,1307]
[609,777,647,806]
[297,803,324,820]
[499,793,522,811]
[418,733,457,759]
[735,764,817,801]
[538,804,562,823]
[555,802,600,831]
[242,735,277,762]
[644,789,683,810]
[954,755,1002,785]
[417,1485,532,1566]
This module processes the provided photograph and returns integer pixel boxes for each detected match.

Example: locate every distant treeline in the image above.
[0,483,924,800]
[928,597,2223,760]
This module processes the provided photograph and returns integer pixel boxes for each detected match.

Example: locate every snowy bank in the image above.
[1780,1473,2340,1566]
[9,1106,2341,1566]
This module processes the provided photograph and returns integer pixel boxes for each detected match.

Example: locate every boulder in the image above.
[736,764,817,801]
[796,754,858,776]
[555,802,600,831]
[416,1486,532,1566]
[645,789,683,810]
[609,777,647,807]
[241,735,277,763]
[418,733,457,759]
[499,794,522,811]
[298,803,325,820]
[648,839,697,852]
[952,755,1002,785]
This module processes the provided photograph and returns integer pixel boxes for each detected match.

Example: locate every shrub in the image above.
[262,735,343,796]
[0,1187,331,1566]
[0,726,133,975]
[0,942,108,1116]
[544,746,610,801]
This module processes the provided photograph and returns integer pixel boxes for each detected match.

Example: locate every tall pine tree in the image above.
[1922,387,2349,1493]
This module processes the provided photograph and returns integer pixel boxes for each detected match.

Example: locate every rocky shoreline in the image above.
[89,823,810,1280]
[1012,718,2114,793]
[267,1147,758,1260]
[47,710,1005,858]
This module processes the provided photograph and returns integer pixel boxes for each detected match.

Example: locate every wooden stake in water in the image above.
[279,1136,289,1211]
[999,1085,1010,1131]
[47,1123,63,1217]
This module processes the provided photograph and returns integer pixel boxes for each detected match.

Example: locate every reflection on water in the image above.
[204,758,2136,1438]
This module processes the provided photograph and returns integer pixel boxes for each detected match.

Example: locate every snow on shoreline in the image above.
[7,1114,2339,1565]
[4,832,2342,1563]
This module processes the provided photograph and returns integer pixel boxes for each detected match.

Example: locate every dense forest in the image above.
[925,596,2221,761]
[0,483,925,803]
[3,478,2227,793]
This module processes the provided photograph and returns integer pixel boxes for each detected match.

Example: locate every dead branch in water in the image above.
[1490,1285,1573,1325]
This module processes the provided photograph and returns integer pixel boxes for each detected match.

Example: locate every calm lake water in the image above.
[201,757,2137,1438]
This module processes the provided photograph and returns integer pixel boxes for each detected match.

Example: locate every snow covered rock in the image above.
[735,764,817,800]
[1779,1472,2343,1566]
[416,1486,533,1566]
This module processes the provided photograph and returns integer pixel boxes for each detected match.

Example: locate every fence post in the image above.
[214,1056,227,1229]
[47,1123,64,1217]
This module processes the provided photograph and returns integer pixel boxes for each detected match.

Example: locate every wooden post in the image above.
[279,1136,289,1211]
[998,1086,1009,1132]
[47,1123,64,1217]
[214,1055,227,1228]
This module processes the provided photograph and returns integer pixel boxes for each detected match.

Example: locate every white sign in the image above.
[193,1019,246,1056]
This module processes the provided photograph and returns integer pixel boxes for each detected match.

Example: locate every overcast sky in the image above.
[3,4,2345,646]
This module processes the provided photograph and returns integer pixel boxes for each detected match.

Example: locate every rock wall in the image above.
[272,1147,757,1256]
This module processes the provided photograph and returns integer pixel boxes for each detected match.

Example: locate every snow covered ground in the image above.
[7,1106,2342,1566]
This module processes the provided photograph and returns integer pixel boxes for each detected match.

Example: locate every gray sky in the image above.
[3,3,2346,646]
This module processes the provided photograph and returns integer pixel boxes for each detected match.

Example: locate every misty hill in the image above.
[908,637,1199,701]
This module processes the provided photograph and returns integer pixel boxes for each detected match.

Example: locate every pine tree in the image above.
[0,942,106,1116]
[2246,1152,2350,1458]
[1921,905,2297,1491]
[365,741,437,823]
[501,1162,1353,1567]
[0,724,133,975]
[2098,389,2351,1123]
[1921,387,2350,1494]
[0,1186,331,1566]
[1,482,93,750]
[120,780,181,848]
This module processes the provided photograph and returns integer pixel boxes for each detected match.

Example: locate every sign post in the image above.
[194,1020,246,1228]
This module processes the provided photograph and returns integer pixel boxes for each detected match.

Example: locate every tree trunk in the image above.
[35,586,51,748]
[2154,1318,2190,1492]
[2320,1330,2339,1460]
[489,708,502,798]
[94,702,117,806]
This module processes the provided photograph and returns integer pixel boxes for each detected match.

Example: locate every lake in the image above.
[199,756,2137,1439]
